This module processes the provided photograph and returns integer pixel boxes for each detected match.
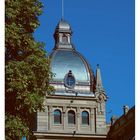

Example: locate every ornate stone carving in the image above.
[96,93,107,103]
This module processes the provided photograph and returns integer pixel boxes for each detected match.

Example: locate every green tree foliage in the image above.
[5,0,54,139]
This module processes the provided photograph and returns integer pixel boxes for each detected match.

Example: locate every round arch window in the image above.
[68,110,75,124]
[53,109,61,124]
[64,70,76,89]
[81,111,89,125]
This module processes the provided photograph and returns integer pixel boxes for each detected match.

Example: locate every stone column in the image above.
[48,106,53,131]
[63,106,67,131]
[76,107,80,131]
[90,108,94,133]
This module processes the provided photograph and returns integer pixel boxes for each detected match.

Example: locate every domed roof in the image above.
[50,19,95,95]
[50,49,92,83]
[55,19,72,33]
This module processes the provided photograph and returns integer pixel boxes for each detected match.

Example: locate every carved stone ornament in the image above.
[96,93,107,103]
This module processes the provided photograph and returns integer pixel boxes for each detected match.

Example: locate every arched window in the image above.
[54,109,61,124]
[68,110,75,124]
[82,111,89,125]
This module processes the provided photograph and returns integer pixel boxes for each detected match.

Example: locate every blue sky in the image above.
[34,0,135,122]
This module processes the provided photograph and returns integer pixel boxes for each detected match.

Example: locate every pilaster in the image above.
[48,106,53,131]
[90,108,95,133]
[76,107,80,131]
[63,106,67,130]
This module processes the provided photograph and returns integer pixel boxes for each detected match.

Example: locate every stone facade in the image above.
[33,19,108,140]
[32,19,135,140]
[35,92,108,139]
[35,95,107,137]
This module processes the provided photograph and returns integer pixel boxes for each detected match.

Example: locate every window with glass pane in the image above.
[54,109,61,124]
[82,111,89,125]
[68,110,75,124]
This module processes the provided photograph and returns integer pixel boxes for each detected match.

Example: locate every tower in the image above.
[34,19,108,140]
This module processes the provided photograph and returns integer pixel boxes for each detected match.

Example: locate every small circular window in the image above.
[64,70,76,89]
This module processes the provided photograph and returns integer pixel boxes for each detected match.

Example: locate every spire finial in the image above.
[62,0,64,19]
[96,64,103,89]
